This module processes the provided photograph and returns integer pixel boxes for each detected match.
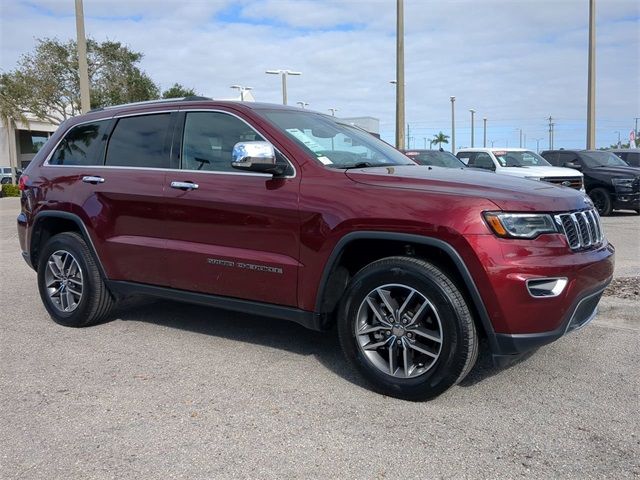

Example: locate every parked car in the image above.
[0,167,21,184]
[456,148,584,191]
[609,148,640,167]
[541,150,640,215]
[17,98,614,400]
[402,149,467,168]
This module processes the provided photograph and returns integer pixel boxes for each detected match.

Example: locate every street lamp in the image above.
[328,108,338,116]
[230,85,253,101]
[483,117,487,147]
[296,101,309,109]
[265,69,301,105]
[469,109,476,148]
[614,130,621,146]
[534,138,543,153]
[450,96,456,154]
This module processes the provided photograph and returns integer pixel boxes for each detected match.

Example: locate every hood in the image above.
[345,165,592,212]
[585,165,640,177]
[500,165,583,177]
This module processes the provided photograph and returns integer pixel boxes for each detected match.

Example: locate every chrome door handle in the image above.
[170,181,199,190]
[82,176,105,184]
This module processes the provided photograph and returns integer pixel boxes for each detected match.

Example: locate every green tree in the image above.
[162,83,198,99]
[431,131,450,149]
[0,38,159,125]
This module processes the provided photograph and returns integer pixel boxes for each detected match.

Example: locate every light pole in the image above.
[395,0,406,150]
[450,96,456,153]
[265,70,301,105]
[615,131,621,147]
[483,117,487,147]
[328,108,338,116]
[75,0,90,113]
[230,85,252,101]
[586,0,596,149]
[548,116,554,150]
[469,109,476,148]
[296,101,309,109]
[534,138,543,153]
[517,128,523,148]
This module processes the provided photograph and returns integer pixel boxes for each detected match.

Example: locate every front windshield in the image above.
[581,151,629,168]
[260,110,415,168]
[492,150,551,167]
[405,150,466,168]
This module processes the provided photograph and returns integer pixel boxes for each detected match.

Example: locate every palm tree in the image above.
[431,132,450,149]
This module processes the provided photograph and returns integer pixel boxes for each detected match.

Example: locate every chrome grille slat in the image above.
[554,208,603,251]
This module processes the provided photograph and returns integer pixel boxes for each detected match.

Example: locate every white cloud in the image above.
[1,0,638,148]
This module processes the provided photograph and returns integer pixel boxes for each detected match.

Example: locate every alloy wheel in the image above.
[44,250,84,312]
[355,283,443,378]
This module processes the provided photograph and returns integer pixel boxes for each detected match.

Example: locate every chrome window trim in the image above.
[42,108,297,179]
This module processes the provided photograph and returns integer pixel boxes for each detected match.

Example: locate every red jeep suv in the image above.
[17,98,614,400]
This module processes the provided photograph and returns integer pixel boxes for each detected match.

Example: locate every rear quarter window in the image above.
[49,120,111,166]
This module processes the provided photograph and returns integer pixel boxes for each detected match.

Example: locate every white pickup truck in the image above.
[456,148,584,191]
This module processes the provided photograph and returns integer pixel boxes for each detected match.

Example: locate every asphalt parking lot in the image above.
[1,197,638,479]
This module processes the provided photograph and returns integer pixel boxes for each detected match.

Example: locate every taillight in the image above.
[18,175,29,191]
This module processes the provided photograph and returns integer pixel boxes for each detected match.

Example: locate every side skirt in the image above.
[106,280,323,331]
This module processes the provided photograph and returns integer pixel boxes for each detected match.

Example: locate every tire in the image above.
[37,232,114,327]
[589,188,612,216]
[337,256,478,401]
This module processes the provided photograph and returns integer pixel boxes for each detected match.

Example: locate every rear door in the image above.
[162,109,301,306]
[45,112,176,286]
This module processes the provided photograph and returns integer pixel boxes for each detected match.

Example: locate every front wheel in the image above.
[337,256,478,401]
[589,188,613,216]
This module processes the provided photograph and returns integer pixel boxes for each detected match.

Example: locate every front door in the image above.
[163,110,301,306]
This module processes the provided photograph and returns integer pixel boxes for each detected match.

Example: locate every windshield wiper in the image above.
[337,162,412,170]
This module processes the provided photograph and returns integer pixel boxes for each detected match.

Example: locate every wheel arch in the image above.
[314,231,498,351]
[31,211,107,279]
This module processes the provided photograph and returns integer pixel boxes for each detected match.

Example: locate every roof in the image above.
[456,147,532,152]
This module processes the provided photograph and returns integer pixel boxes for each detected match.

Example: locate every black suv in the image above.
[541,150,640,215]
[609,149,640,167]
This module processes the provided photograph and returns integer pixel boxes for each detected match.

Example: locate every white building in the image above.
[0,114,58,171]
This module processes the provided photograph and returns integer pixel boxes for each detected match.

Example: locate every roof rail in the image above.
[89,96,212,113]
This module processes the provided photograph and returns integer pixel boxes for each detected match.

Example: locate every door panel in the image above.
[163,110,301,306]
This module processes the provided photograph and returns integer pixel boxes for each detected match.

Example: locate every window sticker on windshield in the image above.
[317,156,333,165]
[493,151,507,156]
[286,129,326,152]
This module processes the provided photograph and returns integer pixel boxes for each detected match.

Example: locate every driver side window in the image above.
[471,153,495,170]
[181,112,265,172]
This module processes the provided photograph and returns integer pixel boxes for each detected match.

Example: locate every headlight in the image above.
[611,177,634,189]
[524,176,541,181]
[483,212,558,239]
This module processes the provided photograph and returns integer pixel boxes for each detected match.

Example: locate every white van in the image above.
[456,148,584,191]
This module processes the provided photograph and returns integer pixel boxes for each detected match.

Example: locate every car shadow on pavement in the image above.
[115,297,369,389]
[115,297,525,391]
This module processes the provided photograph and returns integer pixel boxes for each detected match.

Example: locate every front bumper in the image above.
[612,192,640,211]
[462,233,614,357]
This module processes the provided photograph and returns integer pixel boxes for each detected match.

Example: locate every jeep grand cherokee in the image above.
[17,98,614,400]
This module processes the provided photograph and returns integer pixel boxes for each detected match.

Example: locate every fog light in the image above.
[526,278,568,298]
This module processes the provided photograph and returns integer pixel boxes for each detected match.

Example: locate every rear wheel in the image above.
[37,232,114,327]
[589,188,612,216]
[337,256,478,401]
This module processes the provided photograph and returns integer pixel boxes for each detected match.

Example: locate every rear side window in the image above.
[49,120,110,166]
[106,114,172,168]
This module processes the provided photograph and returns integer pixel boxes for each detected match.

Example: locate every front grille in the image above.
[541,176,583,190]
[554,208,604,251]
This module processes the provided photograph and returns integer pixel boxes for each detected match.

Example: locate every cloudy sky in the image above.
[1,0,638,149]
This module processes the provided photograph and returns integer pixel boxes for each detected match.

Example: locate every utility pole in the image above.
[635,117,639,147]
[75,0,90,113]
[615,131,621,147]
[423,137,427,149]
[483,117,487,147]
[548,116,554,150]
[406,123,411,149]
[265,70,301,105]
[586,0,596,149]
[395,0,405,150]
[450,96,456,153]
[524,133,527,148]
[470,109,476,147]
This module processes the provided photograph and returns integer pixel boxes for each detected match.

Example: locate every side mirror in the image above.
[564,162,582,170]
[231,141,285,176]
